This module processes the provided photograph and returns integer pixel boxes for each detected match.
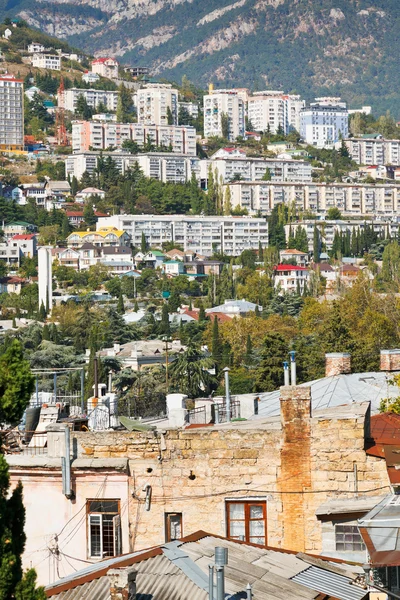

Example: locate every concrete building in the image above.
[0,74,24,152]
[247,91,305,134]
[82,71,100,85]
[3,221,36,240]
[71,120,197,155]
[31,53,61,70]
[135,153,199,183]
[38,246,53,312]
[59,88,119,113]
[10,234,37,258]
[65,151,138,180]
[135,83,178,126]
[300,97,349,147]
[67,226,129,249]
[178,101,199,119]
[0,242,22,268]
[273,264,309,294]
[227,181,400,217]
[27,42,46,53]
[344,135,400,166]
[201,156,312,186]
[97,214,268,257]
[91,57,118,79]
[203,90,245,141]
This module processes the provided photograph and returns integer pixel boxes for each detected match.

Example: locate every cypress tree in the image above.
[199,303,206,322]
[313,226,320,263]
[38,302,46,321]
[159,303,170,336]
[211,316,222,365]
[117,292,125,315]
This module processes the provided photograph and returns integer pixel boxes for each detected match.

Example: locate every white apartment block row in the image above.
[344,137,400,166]
[31,53,61,70]
[247,91,305,134]
[203,91,245,141]
[300,98,349,148]
[72,121,196,155]
[0,74,24,150]
[227,181,400,217]
[97,214,268,257]
[285,220,400,252]
[135,84,178,126]
[59,88,120,112]
[200,156,312,185]
[65,151,199,183]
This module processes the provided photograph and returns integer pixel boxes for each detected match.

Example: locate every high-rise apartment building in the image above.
[135,83,178,126]
[0,74,24,152]
[300,97,349,148]
[203,90,245,141]
[72,121,196,155]
[344,136,400,166]
[59,88,119,112]
[247,91,305,134]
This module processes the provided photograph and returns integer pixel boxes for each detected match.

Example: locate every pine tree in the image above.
[117,292,125,315]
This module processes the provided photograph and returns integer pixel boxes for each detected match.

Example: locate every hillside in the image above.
[0,0,399,117]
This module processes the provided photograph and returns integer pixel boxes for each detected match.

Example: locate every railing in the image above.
[186,405,207,425]
[0,430,48,455]
[213,400,241,424]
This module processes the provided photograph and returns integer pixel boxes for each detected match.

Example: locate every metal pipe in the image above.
[64,426,71,498]
[108,370,113,393]
[54,372,57,401]
[81,368,85,413]
[94,357,98,398]
[289,351,296,386]
[208,565,214,600]
[215,566,224,600]
[223,367,231,423]
[283,361,290,386]
[246,583,253,600]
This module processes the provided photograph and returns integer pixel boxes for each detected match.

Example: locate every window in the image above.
[226,501,267,546]
[87,499,121,558]
[335,524,365,552]
[165,512,183,542]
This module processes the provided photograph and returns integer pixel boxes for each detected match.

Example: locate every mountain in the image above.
[2,0,400,117]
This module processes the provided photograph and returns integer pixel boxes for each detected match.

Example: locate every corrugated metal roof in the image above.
[291,566,367,600]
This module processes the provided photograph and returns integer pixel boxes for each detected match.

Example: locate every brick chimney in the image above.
[108,568,136,600]
[380,349,400,372]
[325,352,351,377]
[279,386,311,552]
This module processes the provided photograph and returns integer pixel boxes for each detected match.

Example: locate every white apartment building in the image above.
[227,181,400,217]
[135,83,178,126]
[28,43,46,53]
[72,121,196,155]
[31,53,61,70]
[97,214,268,256]
[200,156,312,186]
[273,264,309,294]
[203,91,245,141]
[247,91,305,134]
[91,57,119,79]
[0,74,24,151]
[285,220,400,252]
[59,88,119,112]
[344,136,400,166]
[82,71,100,85]
[178,101,199,119]
[135,153,199,184]
[300,97,349,147]
[65,152,138,180]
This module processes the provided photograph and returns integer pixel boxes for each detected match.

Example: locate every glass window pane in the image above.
[250,505,263,519]
[102,517,114,557]
[89,516,101,557]
[250,520,265,537]
[230,521,245,538]
[250,536,265,545]
[229,503,245,519]
[169,515,182,540]
[89,500,119,513]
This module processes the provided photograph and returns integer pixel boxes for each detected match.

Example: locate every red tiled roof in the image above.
[274,264,309,271]
[12,234,36,240]
[92,57,117,64]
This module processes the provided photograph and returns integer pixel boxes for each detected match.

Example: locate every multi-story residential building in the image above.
[10,234,37,258]
[97,214,268,256]
[300,97,349,147]
[247,91,305,134]
[178,101,199,119]
[72,121,196,155]
[91,57,119,79]
[31,53,61,70]
[0,74,24,152]
[201,156,312,186]
[125,66,150,78]
[135,83,178,126]
[344,135,400,166]
[27,43,46,53]
[203,90,245,141]
[227,181,400,217]
[135,153,199,184]
[3,221,37,240]
[67,226,129,249]
[65,151,138,180]
[82,71,100,85]
[273,264,309,294]
[59,88,119,112]
[284,219,400,252]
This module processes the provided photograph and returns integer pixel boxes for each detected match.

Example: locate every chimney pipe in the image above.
[94,356,98,398]
[223,367,231,423]
[108,369,113,392]
[283,361,290,386]
[289,351,296,386]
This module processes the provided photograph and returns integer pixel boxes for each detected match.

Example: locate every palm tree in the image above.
[169,343,215,398]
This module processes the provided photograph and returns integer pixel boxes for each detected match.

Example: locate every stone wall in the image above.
[72,397,390,556]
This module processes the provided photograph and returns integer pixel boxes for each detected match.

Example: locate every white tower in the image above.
[38,246,53,313]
